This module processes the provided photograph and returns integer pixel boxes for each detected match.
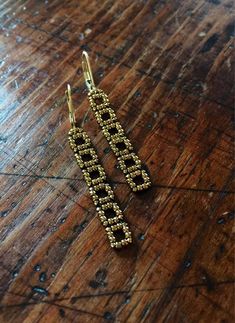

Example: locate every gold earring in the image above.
[82,51,151,192]
[66,84,132,249]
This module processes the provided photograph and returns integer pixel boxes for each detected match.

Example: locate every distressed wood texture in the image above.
[0,0,234,322]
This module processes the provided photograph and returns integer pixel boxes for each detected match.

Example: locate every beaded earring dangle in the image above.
[81,51,151,192]
[66,84,132,249]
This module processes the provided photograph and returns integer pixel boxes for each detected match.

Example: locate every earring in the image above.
[82,51,151,192]
[66,84,132,249]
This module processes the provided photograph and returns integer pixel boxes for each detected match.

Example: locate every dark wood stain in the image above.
[200,33,219,53]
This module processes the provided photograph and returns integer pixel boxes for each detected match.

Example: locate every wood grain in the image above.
[0,0,234,322]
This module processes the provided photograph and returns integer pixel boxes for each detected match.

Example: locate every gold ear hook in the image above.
[65,84,76,129]
[82,51,95,91]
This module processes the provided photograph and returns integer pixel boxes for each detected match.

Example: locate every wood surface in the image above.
[0,0,234,322]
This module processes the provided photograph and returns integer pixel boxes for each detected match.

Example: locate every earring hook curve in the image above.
[65,84,76,129]
[82,51,95,91]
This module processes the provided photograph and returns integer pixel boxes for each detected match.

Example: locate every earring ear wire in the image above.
[82,51,95,91]
[65,84,76,129]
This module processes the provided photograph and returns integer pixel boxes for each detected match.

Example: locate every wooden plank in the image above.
[0,0,234,322]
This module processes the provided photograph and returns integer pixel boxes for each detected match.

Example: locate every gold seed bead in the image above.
[88,89,110,111]
[102,121,124,140]
[83,164,106,186]
[97,202,123,226]
[75,148,98,168]
[106,222,132,249]
[94,108,117,127]
[117,152,142,174]
[90,183,114,205]
[109,136,133,157]
[126,169,151,192]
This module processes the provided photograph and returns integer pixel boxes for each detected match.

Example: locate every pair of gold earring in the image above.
[66,51,151,249]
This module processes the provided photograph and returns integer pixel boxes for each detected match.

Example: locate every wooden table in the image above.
[0,1,234,322]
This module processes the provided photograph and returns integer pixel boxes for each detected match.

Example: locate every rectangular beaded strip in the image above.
[68,126,132,248]
[88,88,151,192]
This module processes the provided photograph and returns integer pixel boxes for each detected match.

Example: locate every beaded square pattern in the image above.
[88,88,151,192]
[68,127,132,248]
